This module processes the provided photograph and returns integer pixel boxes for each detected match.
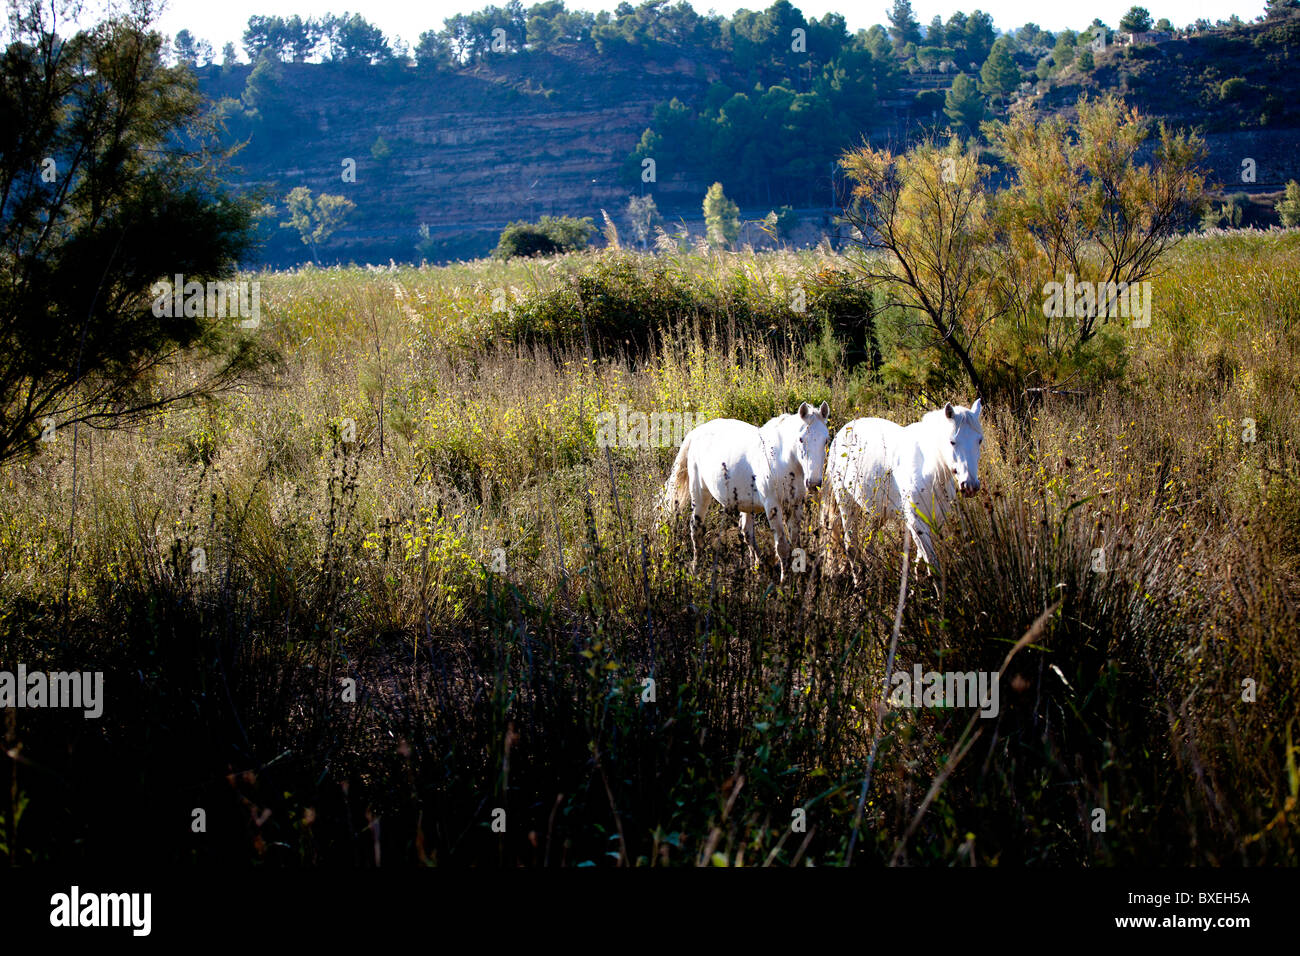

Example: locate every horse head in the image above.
[943,398,983,497]
[796,401,832,492]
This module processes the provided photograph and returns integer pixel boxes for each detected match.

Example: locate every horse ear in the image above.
[944,402,954,419]
[972,398,983,417]
[819,401,830,420]
[798,402,811,420]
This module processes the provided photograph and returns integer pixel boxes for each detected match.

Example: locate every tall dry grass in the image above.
[1,235,1297,865]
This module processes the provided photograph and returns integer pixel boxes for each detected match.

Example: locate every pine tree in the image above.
[944,73,985,136]
[0,3,262,465]
[887,0,922,48]
[1119,7,1154,32]
[979,38,1020,97]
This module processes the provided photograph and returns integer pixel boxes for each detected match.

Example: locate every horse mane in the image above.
[918,408,948,434]
[920,405,977,431]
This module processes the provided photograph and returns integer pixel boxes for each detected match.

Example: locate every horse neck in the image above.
[916,414,955,496]
[760,416,802,478]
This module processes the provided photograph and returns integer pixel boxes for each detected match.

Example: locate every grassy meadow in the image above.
[2,231,1298,866]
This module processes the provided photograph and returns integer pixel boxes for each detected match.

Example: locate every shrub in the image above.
[1276,180,1300,227]
[493,215,596,259]
[501,254,781,356]
[703,182,740,249]
[1219,76,1249,100]
[492,254,881,362]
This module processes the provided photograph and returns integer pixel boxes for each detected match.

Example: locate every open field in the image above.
[2,231,1298,866]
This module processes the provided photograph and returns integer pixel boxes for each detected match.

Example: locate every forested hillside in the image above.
[176,1,1300,265]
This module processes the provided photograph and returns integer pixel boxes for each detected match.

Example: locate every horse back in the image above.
[826,418,900,507]
[686,417,762,454]
[831,418,906,472]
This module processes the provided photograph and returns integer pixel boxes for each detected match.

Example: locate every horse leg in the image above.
[739,512,762,569]
[767,504,792,582]
[789,498,805,554]
[836,487,860,586]
[904,507,938,574]
[689,482,709,574]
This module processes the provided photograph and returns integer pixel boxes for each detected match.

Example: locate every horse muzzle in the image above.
[959,479,980,497]
[805,478,822,492]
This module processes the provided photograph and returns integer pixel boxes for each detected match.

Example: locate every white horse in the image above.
[824,400,984,579]
[663,402,831,581]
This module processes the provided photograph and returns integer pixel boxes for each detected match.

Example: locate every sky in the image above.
[62,0,1269,60]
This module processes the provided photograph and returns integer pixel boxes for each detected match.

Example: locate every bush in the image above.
[1219,76,1249,100]
[1204,192,1251,230]
[501,254,780,356]
[1277,180,1300,227]
[495,254,881,361]
[494,215,596,259]
[804,268,880,370]
[913,89,946,116]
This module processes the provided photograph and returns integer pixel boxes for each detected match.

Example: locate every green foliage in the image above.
[886,0,922,47]
[484,250,879,365]
[1119,6,1154,32]
[621,27,900,207]
[241,49,285,116]
[244,14,323,62]
[1050,30,1079,72]
[281,187,357,262]
[493,214,596,259]
[914,88,946,117]
[0,2,265,466]
[803,268,880,369]
[842,97,1206,399]
[326,12,391,63]
[244,11,389,63]
[1203,192,1250,230]
[1276,180,1300,227]
[979,37,1020,96]
[173,28,202,65]
[500,251,774,355]
[703,182,740,248]
[943,72,985,134]
[625,79,864,208]
[1219,76,1249,100]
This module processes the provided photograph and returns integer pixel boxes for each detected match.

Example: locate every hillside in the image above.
[1038,15,1300,189]
[197,8,1300,267]
[205,50,711,264]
